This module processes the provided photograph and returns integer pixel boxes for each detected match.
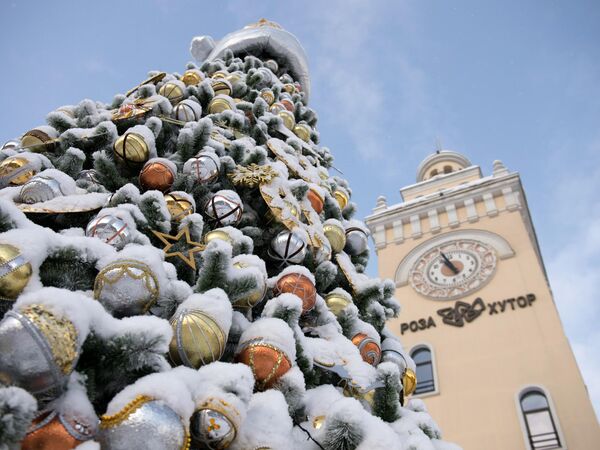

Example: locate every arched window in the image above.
[429,169,438,178]
[410,346,436,395]
[443,165,452,174]
[519,388,562,449]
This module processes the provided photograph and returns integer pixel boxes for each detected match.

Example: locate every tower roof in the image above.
[416,150,472,182]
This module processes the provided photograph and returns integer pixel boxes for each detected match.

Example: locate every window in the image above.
[429,169,438,178]
[410,346,436,395]
[519,388,562,450]
[443,165,452,174]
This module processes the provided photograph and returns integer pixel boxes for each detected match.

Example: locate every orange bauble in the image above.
[351,333,382,366]
[235,342,291,390]
[139,160,175,192]
[306,188,324,214]
[274,273,317,313]
[22,411,94,450]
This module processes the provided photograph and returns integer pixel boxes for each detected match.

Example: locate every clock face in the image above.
[409,239,497,300]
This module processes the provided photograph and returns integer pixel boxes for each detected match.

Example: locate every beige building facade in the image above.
[365,151,599,450]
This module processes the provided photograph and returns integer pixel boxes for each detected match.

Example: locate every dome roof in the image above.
[416,150,472,182]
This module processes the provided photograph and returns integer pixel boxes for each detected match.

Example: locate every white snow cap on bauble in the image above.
[236,317,296,363]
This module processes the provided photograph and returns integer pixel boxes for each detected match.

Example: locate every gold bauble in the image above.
[325,292,352,317]
[282,83,296,94]
[293,124,311,142]
[165,193,194,222]
[169,310,226,369]
[323,222,346,254]
[208,95,236,114]
[232,261,267,309]
[226,72,242,84]
[403,368,417,396]
[0,243,32,300]
[260,89,275,105]
[312,415,326,430]
[158,81,184,105]
[0,156,36,186]
[204,229,234,245]
[211,79,232,96]
[278,110,295,130]
[269,102,285,115]
[113,133,150,167]
[212,70,228,79]
[181,70,204,86]
[21,129,56,153]
[333,188,350,210]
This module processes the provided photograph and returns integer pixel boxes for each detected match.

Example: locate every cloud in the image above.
[545,136,600,418]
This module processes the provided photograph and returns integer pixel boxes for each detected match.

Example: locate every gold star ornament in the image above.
[152,225,205,270]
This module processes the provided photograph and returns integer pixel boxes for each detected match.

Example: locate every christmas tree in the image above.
[0,20,460,450]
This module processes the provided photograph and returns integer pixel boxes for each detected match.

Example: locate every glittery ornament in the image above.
[344,226,369,255]
[0,156,37,187]
[208,95,236,114]
[85,214,132,250]
[139,159,175,192]
[235,341,291,390]
[204,191,243,227]
[274,272,316,314]
[323,221,346,254]
[306,188,324,214]
[158,81,185,105]
[403,368,417,396]
[21,129,57,153]
[21,410,96,450]
[183,151,220,184]
[0,243,32,301]
[0,304,79,406]
[231,258,267,309]
[19,175,65,204]
[94,259,159,318]
[351,333,381,366]
[165,192,195,222]
[113,133,150,168]
[99,396,189,450]
[324,292,352,317]
[268,230,307,266]
[169,309,226,368]
[333,187,349,210]
[182,69,204,86]
[190,398,241,449]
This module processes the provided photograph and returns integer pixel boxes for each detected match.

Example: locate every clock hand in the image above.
[440,251,460,275]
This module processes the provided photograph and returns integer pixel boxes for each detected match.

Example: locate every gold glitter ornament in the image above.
[94,259,159,317]
[21,129,57,153]
[333,187,350,210]
[158,81,185,105]
[165,192,195,222]
[169,310,226,368]
[113,133,150,167]
[208,95,236,114]
[323,221,346,254]
[0,156,37,186]
[0,243,32,300]
[278,110,295,130]
[182,69,204,86]
[325,292,352,317]
[293,123,311,142]
[403,368,417,396]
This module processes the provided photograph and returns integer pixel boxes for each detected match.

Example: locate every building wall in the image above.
[374,187,599,449]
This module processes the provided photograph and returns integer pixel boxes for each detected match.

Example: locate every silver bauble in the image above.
[264,59,279,74]
[94,259,159,318]
[344,227,369,255]
[86,214,132,250]
[1,140,20,152]
[204,190,243,226]
[190,408,236,449]
[173,98,202,122]
[183,152,220,184]
[0,307,78,407]
[19,175,64,204]
[99,399,187,450]
[268,230,307,265]
[77,169,101,185]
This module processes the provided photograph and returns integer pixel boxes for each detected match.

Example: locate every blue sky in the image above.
[1,0,599,417]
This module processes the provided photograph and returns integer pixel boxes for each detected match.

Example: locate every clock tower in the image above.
[365,150,599,450]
